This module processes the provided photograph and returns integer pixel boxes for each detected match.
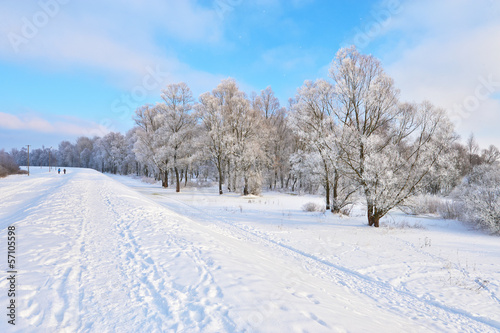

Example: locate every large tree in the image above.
[330,46,456,227]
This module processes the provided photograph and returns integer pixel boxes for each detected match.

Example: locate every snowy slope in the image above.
[1,168,499,332]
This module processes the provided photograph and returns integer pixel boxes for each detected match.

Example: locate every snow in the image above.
[1,167,500,332]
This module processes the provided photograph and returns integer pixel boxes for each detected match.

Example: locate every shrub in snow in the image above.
[302,202,326,213]
[400,194,442,215]
[247,170,263,196]
[141,176,157,184]
[185,180,213,188]
[400,194,464,221]
[383,219,426,230]
[437,200,464,221]
[0,150,23,178]
[455,164,500,233]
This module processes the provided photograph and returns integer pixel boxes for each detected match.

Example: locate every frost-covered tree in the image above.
[255,86,281,119]
[122,128,139,175]
[58,141,77,167]
[95,132,127,174]
[134,83,197,191]
[197,91,227,194]
[289,79,357,213]
[75,136,95,168]
[225,85,266,195]
[330,46,456,227]
[456,164,500,233]
[465,133,481,173]
[481,144,500,165]
[424,142,461,195]
[198,78,266,195]
[252,87,293,190]
[157,83,197,192]
[134,104,169,186]
[10,148,27,167]
[266,106,292,190]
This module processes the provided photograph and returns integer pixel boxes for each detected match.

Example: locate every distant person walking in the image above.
[63,169,66,174]
[58,168,61,174]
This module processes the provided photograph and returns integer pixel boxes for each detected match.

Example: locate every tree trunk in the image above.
[331,169,340,214]
[175,167,180,193]
[162,169,168,188]
[218,157,223,195]
[325,180,330,211]
[232,171,237,193]
[243,177,249,196]
[184,168,188,186]
[367,202,375,226]
[227,159,232,192]
[367,203,381,227]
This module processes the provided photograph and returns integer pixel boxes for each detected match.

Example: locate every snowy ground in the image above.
[1,168,499,332]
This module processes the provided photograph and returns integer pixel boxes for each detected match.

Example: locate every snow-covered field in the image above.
[1,168,499,332]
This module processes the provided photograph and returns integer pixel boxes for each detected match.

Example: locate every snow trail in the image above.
[139,190,500,332]
[1,168,499,332]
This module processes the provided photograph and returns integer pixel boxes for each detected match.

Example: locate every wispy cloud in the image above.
[0,1,225,89]
[369,0,500,147]
[0,112,110,137]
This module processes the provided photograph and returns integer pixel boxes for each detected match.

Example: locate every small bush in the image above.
[0,165,7,178]
[340,206,353,217]
[0,150,22,178]
[383,219,426,230]
[141,176,157,184]
[248,170,262,196]
[302,202,325,213]
[437,200,464,220]
[400,194,442,215]
[400,194,467,222]
[185,180,214,188]
[454,165,500,233]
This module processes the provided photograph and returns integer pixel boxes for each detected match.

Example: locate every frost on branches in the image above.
[329,46,456,227]
[197,79,267,195]
[134,83,197,192]
[456,164,500,233]
[289,79,356,213]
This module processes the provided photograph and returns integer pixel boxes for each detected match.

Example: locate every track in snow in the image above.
[1,168,499,332]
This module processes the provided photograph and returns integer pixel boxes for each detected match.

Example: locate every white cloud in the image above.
[0,112,110,137]
[0,1,224,90]
[374,0,500,148]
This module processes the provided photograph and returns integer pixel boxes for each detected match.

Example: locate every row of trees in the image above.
[7,46,499,228]
[10,133,138,175]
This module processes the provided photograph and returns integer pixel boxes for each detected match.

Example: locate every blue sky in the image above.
[1,0,499,151]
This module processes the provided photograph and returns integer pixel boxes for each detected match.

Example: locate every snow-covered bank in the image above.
[1,168,499,332]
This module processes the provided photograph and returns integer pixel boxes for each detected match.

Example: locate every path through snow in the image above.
[1,168,499,332]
